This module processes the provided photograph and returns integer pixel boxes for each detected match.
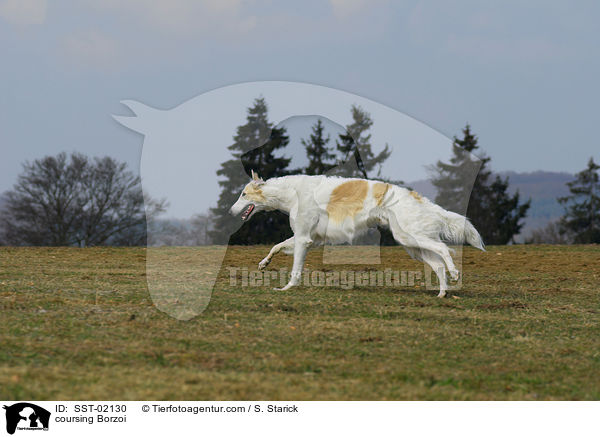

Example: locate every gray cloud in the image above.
[0,0,46,25]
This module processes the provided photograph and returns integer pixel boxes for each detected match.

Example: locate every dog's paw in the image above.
[437,290,447,298]
[449,269,460,281]
[258,258,270,270]
[273,282,295,291]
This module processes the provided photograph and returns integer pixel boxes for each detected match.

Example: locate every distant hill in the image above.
[408,171,574,242]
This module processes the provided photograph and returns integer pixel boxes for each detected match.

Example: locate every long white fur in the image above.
[230,173,485,297]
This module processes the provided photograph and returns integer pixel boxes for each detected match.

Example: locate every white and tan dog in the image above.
[230,170,484,297]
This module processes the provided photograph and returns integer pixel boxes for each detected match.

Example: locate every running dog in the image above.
[230,171,484,297]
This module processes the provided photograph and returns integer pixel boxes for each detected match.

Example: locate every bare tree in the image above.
[525,220,573,244]
[0,152,165,246]
[147,213,214,246]
[190,213,213,245]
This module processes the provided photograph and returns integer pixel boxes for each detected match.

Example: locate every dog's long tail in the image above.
[440,210,485,251]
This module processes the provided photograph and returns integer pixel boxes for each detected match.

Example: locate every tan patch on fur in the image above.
[409,190,423,202]
[372,183,390,206]
[243,183,266,202]
[327,180,369,223]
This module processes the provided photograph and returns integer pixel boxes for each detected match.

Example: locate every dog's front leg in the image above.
[274,235,312,291]
[259,236,294,270]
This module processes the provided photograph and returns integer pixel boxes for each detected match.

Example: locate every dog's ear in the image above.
[251,170,264,184]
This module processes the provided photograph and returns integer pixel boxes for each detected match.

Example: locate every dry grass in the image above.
[0,245,599,400]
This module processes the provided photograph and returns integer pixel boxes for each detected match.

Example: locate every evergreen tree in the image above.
[431,124,490,217]
[558,157,600,243]
[485,175,531,244]
[302,119,336,175]
[429,124,530,244]
[330,106,399,245]
[334,105,391,178]
[210,98,293,245]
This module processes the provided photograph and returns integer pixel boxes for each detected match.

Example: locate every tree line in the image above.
[527,157,600,244]
[211,98,532,245]
[1,97,597,246]
[209,98,393,245]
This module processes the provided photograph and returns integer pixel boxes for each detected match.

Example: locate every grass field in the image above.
[0,245,599,400]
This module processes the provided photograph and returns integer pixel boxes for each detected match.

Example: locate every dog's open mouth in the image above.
[241,204,255,221]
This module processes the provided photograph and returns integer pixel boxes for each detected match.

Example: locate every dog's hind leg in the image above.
[388,214,456,294]
[404,247,448,297]
[420,249,449,298]
[412,237,459,281]
[401,232,458,280]
[259,237,294,270]
[387,212,458,279]
[404,247,423,262]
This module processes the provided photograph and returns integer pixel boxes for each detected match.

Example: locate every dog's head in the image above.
[229,170,271,221]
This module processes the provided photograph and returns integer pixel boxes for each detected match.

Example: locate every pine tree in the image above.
[558,157,600,243]
[486,175,531,244]
[329,105,398,245]
[210,98,293,245]
[302,119,336,175]
[429,124,530,244]
[334,105,390,178]
[431,124,490,216]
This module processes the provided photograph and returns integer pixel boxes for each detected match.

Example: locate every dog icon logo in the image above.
[3,403,50,435]
[113,81,481,318]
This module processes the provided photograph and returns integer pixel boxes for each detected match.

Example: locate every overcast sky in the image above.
[114,82,465,216]
[1,0,599,216]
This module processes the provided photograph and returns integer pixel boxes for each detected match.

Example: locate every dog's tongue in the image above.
[241,204,255,220]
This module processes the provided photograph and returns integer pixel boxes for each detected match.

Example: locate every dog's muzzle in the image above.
[241,204,255,221]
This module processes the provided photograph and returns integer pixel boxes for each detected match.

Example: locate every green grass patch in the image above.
[0,245,599,400]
